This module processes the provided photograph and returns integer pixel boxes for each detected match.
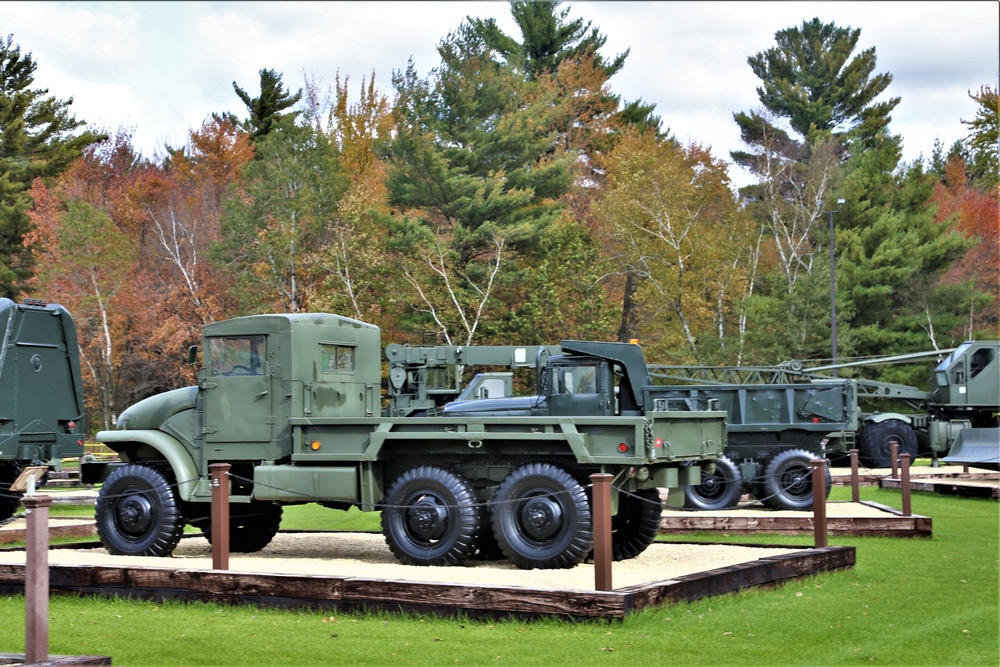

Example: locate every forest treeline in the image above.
[1,2,997,432]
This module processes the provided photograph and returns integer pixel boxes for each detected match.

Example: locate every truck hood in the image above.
[117,386,198,430]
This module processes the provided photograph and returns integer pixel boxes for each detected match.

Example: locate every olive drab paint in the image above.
[88,311,728,569]
[0,298,86,520]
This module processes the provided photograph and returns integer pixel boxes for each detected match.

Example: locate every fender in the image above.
[864,412,911,425]
[96,429,202,501]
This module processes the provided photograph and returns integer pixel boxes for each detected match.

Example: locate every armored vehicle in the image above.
[87,312,727,570]
[0,298,86,519]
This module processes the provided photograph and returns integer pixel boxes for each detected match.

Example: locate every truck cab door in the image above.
[546,361,613,417]
[202,335,272,443]
[964,345,998,408]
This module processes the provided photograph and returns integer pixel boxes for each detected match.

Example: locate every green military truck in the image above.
[0,298,87,520]
[87,312,726,570]
[648,341,1000,510]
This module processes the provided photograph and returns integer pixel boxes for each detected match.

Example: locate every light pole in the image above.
[825,198,846,376]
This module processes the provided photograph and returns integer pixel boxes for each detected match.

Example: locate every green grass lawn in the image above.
[2,486,997,665]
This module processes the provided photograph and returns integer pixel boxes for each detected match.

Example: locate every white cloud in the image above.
[2,0,996,181]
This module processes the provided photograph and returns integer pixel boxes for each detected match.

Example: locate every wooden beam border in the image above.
[0,545,855,621]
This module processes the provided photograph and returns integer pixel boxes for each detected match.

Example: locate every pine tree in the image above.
[232,68,303,144]
[734,17,899,157]
[468,0,661,134]
[0,33,104,297]
[962,84,999,189]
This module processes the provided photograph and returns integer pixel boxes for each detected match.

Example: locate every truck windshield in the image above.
[937,342,973,377]
[209,336,265,375]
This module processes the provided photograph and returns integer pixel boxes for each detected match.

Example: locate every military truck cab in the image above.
[195,313,382,460]
[931,341,998,418]
[443,340,650,420]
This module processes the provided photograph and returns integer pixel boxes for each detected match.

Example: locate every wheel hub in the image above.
[782,470,809,495]
[406,497,447,541]
[117,495,153,535]
[519,496,563,540]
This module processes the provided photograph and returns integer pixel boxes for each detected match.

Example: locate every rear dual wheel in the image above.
[491,463,593,570]
[609,488,662,561]
[760,449,832,511]
[381,466,481,566]
[202,501,283,553]
[683,457,744,510]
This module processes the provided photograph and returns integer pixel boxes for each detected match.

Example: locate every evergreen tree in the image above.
[385,22,579,343]
[471,0,627,80]
[0,33,104,297]
[962,84,999,189]
[232,68,303,144]
[217,121,345,313]
[469,0,661,135]
[387,27,574,263]
[834,132,973,367]
[733,17,899,159]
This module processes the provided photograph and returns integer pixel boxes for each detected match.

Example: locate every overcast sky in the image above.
[5,1,998,188]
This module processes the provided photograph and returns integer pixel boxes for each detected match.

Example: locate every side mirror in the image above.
[186,345,199,366]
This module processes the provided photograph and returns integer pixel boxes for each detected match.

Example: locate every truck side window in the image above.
[321,344,356,374]
[953,361,965,385]
[969,348,994,379]
[209,336,265,376]
[569,365,598,395]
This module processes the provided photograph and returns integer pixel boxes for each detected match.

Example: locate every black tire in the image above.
[491,463,592,570]
[470,506,506,561]
[95,463,184,556]
[683,457,744,510]
[760,449,832,511]
[858,419,918,468]
[380,466,480,566]
[0,462,23,522]
[610,488,662,561]
[202,501,283,553]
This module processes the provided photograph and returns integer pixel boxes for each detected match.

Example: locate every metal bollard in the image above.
[210,463,231,570]
[810,460,828,549]
[590,473,613,592]
[900,454,912,517]
[849,449,860,503]
[23,494,53,664]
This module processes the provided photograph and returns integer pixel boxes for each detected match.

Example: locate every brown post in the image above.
[23,494,53,664]
[590,473,613,592]
[210,463,231,570]
[900,453,912,517]
[890,440,899,478]
[810,460,828,549]
[849,449,860,503]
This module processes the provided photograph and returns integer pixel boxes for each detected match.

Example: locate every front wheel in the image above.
[683,457,744,510]
[95,464,184,556]
[491,463,592,569]
[381,466,480,566]
[760,449,832,511]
